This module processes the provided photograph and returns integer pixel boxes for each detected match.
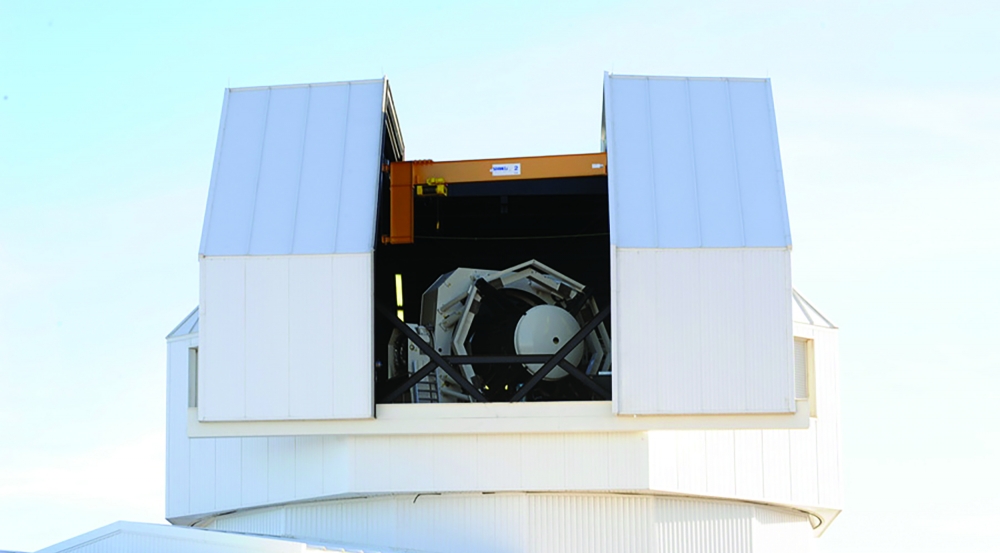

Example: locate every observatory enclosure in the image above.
[192,75,799,427]
[37,73,842,553]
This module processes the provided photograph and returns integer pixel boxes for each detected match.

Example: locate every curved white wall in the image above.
[204,493,814,553]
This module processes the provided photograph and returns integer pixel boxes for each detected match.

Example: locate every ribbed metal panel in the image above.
[198,253,373,421]
[751,506,812,553]
[207,506,287,536]
[614,248,793,415]
[813,328,843,508]
[200,80,394,256]
[788,426,820,506]
[208,493,810,553]
[188,436,217,514]
[166,336,194,519]
[603,75,791,249]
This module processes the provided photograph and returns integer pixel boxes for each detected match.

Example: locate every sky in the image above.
[1,1,998,551]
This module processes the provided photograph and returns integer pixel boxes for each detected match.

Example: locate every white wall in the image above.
[613,247,794,415]
[646,321,842,513]
[198,253,372,421]
[169,301,839,524]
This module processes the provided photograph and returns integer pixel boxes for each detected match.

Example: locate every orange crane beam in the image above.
[385,152,607,245]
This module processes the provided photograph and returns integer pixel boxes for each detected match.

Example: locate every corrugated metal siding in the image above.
[812,327,843,508]
[603,75,790,249]
[198,253,373,421]
[166,337,194,518]
[614,248,793,415]
[215,438,242,510]
[789,425,820,506]
[649,424,830,513]
[350,432,649,494]
[207,494,810,553]
[761,429,792,502]
[751,506,813,553]
[170,416,649,519]
[733,430,765,499]
[206,507,286,536]
[200,80,388,256]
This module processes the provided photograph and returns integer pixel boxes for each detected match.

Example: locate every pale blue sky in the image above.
[1,1,998,551]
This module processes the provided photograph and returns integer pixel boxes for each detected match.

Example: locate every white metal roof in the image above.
[603,74,792,249]
[35,521,403,553]
[199,79,402,256]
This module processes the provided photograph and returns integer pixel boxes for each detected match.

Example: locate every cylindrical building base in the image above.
[204,493,814,553]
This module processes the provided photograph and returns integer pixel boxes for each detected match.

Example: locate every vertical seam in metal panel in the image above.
[604,74,619,247]
[701,432,709,492]
[286,258,291,418]
[332,84,353,253]
[765,79,792,247]
[242,259,248,418]
[741,250,749,411]
[210,439,217,512]
[361,255,370,417]
[237,438,244,507]
[330,255,337,418]
[731,431,738,503]
[643,78,660,246]
[265,437,271,504]
[321,436,327,495]
[758,429,766,498]
[683,79,704,247]
[245,88,274,255]
[786,429,794,502]
[814,420,823,506]
[724,80,747,247]
[604,77,621,413]
[610,246,620,413]
[288,86,314,254]
[186,424,193,514]
[368,80,390,252]
[213,440,221,511]
[696,251,704,413]
[200,89,231,255]
[786,254,795,411]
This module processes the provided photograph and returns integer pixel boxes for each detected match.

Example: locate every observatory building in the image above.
[39,74,842,553]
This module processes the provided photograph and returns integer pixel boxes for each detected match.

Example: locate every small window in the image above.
[793,338,810,400]
[188,347,198,408]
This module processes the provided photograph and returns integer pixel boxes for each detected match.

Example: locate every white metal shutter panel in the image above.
[612,248,794,415]
[605,75,795,416]
[198,254,374,421]
[196,80,385,422]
